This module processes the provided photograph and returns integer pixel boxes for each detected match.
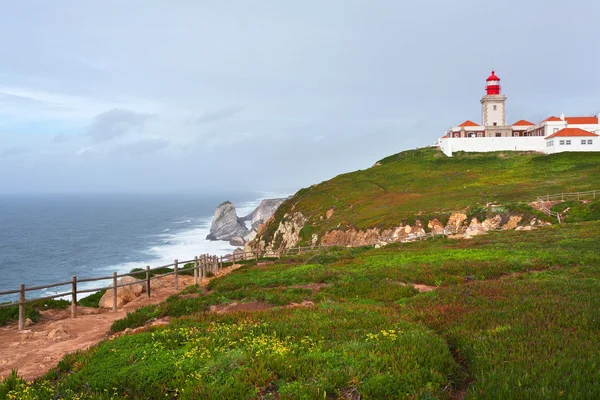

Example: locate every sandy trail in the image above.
[0,264,241,381]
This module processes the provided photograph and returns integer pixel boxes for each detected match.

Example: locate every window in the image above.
[493,122,497,126]
[566,140,571,145]
[493,105,497,111]
[477,132,483,137]
[582,140,587,145]
[468,132,474,137]
[496,132,502,137]
[588,140,593,144]
[559,140,565,145]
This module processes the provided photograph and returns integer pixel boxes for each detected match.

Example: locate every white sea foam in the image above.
[40,192,292,300]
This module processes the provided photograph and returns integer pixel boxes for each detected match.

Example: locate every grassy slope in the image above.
[3,221,600,399]
[261,149,600,243]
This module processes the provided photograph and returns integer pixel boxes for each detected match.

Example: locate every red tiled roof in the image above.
[542,116,562,122]
[545,127,599,139]
[565,116,599,125]
[512,119,535,127]
[458,120,480,127]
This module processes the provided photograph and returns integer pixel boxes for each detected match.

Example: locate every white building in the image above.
[438,71,600,156]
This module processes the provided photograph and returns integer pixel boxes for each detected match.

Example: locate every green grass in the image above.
[258,149,600,244]
[78,290,106,308]
[3,221,600,398]
[0,299,70,327]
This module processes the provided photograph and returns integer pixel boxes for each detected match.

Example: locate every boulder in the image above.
[428,219,445,235]
[229,236,245,246]
[465,218,487,237]
[48,327,70,341]
[502,215,522,230]
[447,213,468,233]
[99,276,145,309]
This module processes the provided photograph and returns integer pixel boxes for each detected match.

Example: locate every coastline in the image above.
[0,192,290,303]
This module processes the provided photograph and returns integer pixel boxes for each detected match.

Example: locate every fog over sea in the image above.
[0,192,287,302]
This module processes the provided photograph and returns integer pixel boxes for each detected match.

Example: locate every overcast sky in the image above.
[1,0,599,194]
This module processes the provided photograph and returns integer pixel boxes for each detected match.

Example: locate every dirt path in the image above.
[0,264,241,381]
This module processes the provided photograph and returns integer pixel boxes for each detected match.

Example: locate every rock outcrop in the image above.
[249,210,552,252]
[207,198,287,245]
[99,276,145,309]
[241,198,286,230]
[206,201,249,241]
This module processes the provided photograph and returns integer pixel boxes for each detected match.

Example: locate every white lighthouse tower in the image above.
[480,70,510,137]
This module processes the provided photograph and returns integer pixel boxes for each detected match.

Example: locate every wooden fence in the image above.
[0,228,455,331]
[6,188,595,332]
[536,189,600,223]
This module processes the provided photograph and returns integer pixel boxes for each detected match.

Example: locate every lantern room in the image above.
[486,70,501,95]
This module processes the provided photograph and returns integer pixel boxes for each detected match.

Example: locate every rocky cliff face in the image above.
[248,210,551,253]
[241,198,287,230]
[206,201,249,242]
[207,198,287,246]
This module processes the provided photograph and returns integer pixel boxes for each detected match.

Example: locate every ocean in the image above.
[0,192,284,302]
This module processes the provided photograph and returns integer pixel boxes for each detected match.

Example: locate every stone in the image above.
[233,248,246,261]
[206,201,249,241]
[48,327,70,341]
[325,208,334,219]
[482,215,502,230]
[428,219,445,235]
[447,213,468,233]
[270,212,308,249]
[502,215,522,230]
[24,318,33,327]
[465,217,487,237]
[229,236,245,246]
[99,276,145,309]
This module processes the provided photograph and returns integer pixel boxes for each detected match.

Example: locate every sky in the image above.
[1,0,599,194]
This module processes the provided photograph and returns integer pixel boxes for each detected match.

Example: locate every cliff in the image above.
[247,148,600,251]
[206,201,249,242]
[207,198,287,246]
[240,198,287,229]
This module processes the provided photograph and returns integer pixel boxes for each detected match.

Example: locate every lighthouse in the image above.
[480,70,509,136]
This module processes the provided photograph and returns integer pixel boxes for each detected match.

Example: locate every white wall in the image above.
[439,137,545,157]
[545,136,600,154]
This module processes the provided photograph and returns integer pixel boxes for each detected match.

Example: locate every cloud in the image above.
[52,134,71,143]
[88,109,156,142]
[194,106,243,124]
[0,147,29,158]
[112,138,169,156]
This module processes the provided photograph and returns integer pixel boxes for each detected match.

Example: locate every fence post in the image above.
[219,256,223,269]
[232,252,236,264]
[213,256,218,274]
[18,284,25,331]
[112,272,118,311]
[561,193,564,201]
[174,259,179,290]
[71,276,77,318]
[255,250,259,262]
[200,255,204,282]
[146,266,151,298]
[194,256,199,285]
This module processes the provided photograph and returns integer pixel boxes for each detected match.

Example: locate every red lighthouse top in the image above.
[485,70,501,95]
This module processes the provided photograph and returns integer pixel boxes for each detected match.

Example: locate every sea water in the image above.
[0,192,286,302]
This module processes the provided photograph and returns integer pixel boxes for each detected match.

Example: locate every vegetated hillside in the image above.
[3,222,600,399]
[254,148,600,248]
